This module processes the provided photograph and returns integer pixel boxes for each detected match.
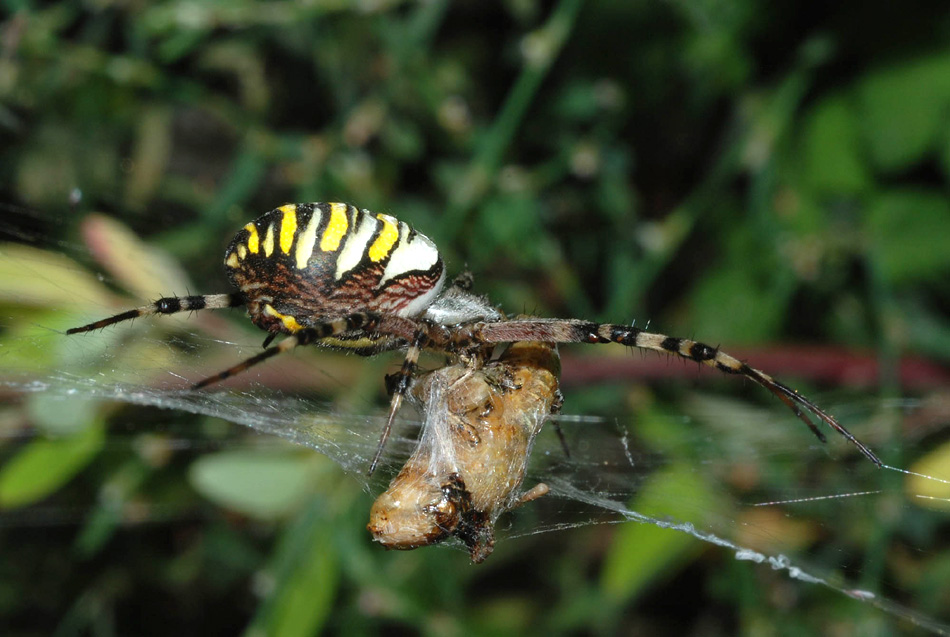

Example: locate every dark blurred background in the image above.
[1,1,949,634]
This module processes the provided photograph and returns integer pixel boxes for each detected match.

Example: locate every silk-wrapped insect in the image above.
[368,341,561,563]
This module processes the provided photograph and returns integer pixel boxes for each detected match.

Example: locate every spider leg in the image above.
[192,331,309,389]
[549,389,570,458]
[471,319,882,467]
[67,293,245,334]
[191,311,406,389]
[514,483,550,508]
[550,421,572,459]
[369,329,428,476]
[450,269,475,291]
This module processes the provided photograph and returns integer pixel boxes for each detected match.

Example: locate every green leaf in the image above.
[79,214,193,299]
[866,189,950,284]
[27,393,101,436]
[0,244,112,308]
[857,52,950,172]
[261,525,337,637]
[0,421,105,509]
[688,265,786,344]
[600,463,719,602]
[74,461,151,558]
[247,501,339,637]
[189,450,316,520]
[468,195,546,269]
[799,94,870,195]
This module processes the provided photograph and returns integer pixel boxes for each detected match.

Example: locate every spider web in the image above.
[1,204,948,632]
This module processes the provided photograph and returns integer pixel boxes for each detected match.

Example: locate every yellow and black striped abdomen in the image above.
[225,203,445,335]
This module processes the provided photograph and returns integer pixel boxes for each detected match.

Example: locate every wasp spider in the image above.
[68,202,882,473]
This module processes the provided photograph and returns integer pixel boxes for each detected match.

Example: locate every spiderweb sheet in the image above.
[1,204,948,632]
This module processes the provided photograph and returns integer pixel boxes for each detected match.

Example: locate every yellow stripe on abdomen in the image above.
[244,223,260,253]
[320,202,349,252]
[279,204,297,254]
[368,214,400,262]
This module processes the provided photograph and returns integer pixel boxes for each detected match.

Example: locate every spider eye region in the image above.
[223,202,446,332]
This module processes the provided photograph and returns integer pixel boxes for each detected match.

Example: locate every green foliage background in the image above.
[1,0,949,634]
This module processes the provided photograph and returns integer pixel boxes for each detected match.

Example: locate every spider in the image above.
[68,202,882,473]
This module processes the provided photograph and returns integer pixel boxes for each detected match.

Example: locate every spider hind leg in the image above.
[471,318,883,467]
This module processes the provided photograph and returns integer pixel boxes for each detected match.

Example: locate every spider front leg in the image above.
[67,293,245,334]
[471,318,883,467]
[369,327,433,476]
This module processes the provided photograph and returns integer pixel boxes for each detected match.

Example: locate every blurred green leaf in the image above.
[600,463,715,602]
[74,460,151,557]
[634,405,694,457]
[79,214,193,298]
[865,189,950,284]
[0,421,104,509]
[0,244,112,308]
[124,106,174,211]
[857,52,950,172]
[688,264,786,344]
[189,450,316,520]
[254,524,337,637]
[916,552,950,613]
[469,194,546,269]
[799,94,870,195]
[27,393,100,436]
